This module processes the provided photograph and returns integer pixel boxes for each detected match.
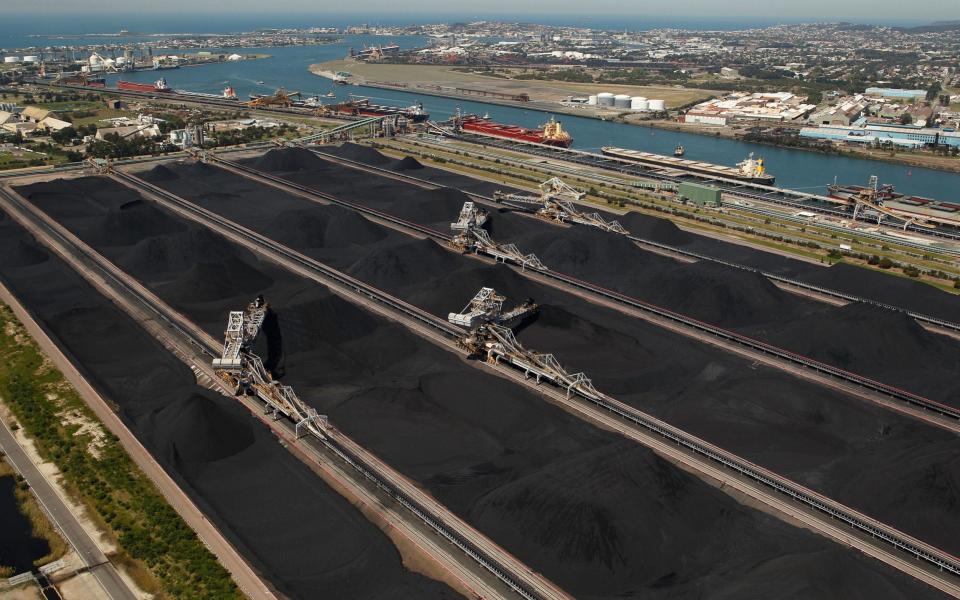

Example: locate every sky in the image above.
[17,0,960,21]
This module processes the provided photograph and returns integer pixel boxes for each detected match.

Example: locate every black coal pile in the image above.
[146,393,255,464]
[263,207,388,249]
[396,156,424,170]
[116,229,235,276]
[325,144,960,319]
[250,147,331,172]
[797,262,960,324]
[347,238,464,290]
[333,142,395,166]
[0,239,50,268]
[748,302,960,404]
[15,177,948,598]
[0,213,455,600]
[619,211,695,246]
[642,260,808,327]
[158,257,275,303]
[132,162,960,560]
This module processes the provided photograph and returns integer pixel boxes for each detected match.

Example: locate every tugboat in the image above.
[674,144,685,157]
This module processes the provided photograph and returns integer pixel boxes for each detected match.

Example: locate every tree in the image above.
[926,81,943,102]
[899,112,913,125]
[50,126,77,145]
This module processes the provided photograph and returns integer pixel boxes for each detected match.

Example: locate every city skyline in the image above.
[17,1,960,21]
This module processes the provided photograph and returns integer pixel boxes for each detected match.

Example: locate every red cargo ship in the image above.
[117,78,170,93]
[458,115,573,148]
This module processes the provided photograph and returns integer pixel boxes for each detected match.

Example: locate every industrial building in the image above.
[865,87,927,100]
[799,122,960,148]
[808,96,869,126]
[683,92,816,125]
[678,182,722,207]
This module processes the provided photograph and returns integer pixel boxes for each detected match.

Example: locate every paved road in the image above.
[0,418,136,600]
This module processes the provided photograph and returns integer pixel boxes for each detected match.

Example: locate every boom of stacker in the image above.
[493,177,629,234]
[212,296,328,437]
[449,202,547,270]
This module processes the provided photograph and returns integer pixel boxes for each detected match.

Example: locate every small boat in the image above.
[325,91,336,97]
[674,144,685,157]
[257,80,264,85]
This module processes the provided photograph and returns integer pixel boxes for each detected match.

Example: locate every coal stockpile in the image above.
[12,178,949,599]
[132,162,960,570]
[323,143,960,324]
[234,148,956,399]
[0,212,455,600]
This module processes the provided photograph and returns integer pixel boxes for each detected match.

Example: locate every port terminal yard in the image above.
[1,95,958,597]
[50,154,960,592]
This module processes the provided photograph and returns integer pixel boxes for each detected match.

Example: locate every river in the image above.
[99,35,960,202]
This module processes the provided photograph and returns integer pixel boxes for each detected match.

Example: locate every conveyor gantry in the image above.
[451,201,488,231]
[212,296,328,437]
[450,288,597,399]
[494,177,629,234]
[461,322,600,400]
[448,287,537,329]
[449,202,547,271]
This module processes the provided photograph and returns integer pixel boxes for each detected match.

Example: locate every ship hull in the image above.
[117,81,169,93]
[602,146,774,184]
[460,119,573,148]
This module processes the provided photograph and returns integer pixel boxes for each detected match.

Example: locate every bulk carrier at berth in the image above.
[456,115,574,148]
[601,146,774,184]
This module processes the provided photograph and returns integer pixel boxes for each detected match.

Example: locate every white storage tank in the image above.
[631,97,649,110]
[3,56,21,64]
[614,94,632,108]
[587,94,598,106]
[23,55,39,63]
[648,99,666,111]
[597,92,615,106]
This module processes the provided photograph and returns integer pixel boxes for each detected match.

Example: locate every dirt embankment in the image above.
[10,173,949,599]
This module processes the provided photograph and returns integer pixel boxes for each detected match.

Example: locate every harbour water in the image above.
[51,34,960,202]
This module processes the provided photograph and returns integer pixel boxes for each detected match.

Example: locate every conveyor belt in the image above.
[0,182,550,600]
[101,175,960,585]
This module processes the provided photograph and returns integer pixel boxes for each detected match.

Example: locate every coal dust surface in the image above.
[81,164,958,597]
[234,147,960,404]
[0,207,456,600]
[323,142,960,323]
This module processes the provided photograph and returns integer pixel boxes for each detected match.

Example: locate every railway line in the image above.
[101,167,960,597]
[0,182,570,600]
[194,150,960,432]
[308,146,960,334]
[438,130,960,243]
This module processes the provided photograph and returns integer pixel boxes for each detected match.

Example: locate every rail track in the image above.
[104,169,960,596]
[196,151,960,430]
[309,146,960,333]
[436,131,960,243]
[0,182,570,600]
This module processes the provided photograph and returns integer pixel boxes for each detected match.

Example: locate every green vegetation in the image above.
[0,303,241,600]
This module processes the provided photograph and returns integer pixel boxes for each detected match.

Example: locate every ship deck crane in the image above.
[248,88,301,108]
[493,177,629,234]
[449,203,547,270]
[852,175,936,230]
[212,296,328,437]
